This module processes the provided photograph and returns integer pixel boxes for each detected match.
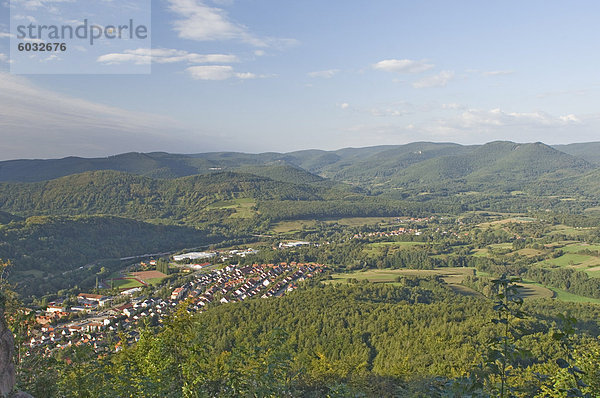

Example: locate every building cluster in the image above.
[173,248,259,263]
[353,228,422,239]
[278,241,311,248]
[25,261,324,356]
[28,295,175,354]
[175,262,325,312]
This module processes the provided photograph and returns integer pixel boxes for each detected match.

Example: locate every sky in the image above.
[1,0,600,160]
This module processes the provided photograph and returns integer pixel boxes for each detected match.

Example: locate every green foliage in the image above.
[16,280,600,397]
[0,215,219,296]
[483,275,528,397]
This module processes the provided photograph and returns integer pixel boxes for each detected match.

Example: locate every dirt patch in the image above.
[129,270,167,281]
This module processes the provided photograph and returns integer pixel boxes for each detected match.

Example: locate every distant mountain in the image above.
[389,141,593,192]
[553,142,600,164]
[0,143,450,183]
[1,140,599,202]
[315,142,468,183]
[0,152,201,182]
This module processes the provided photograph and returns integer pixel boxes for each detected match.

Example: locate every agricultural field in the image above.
[518,281,554,299]
[271,219,319,234]
[105,270,168,290]
[129,270,168,286]
[363,241,428,256]
[326,216,403,227]
[548,287,600,304]
[107,278,145,289]
[327,267,482,297]
[560,243,600,253]
[270,216,409,234]
[477,217,534,229]
[207,198,257,218]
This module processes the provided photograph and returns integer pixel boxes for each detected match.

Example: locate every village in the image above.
[26,259,325,355]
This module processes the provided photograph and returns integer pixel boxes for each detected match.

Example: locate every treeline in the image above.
[525,267,600,299]
[257,198,439,221]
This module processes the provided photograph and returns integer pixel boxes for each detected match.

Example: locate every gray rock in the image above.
[9,392,33,398]
[0,306,16,398]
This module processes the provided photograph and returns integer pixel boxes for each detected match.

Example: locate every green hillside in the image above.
[2,142,599,199]
[1,215,219,296]
[235,163,326,184]
[554,142,600,164]
[388,141,593,193]
[0,170,327,222]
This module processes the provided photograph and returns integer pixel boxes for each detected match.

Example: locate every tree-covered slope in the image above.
[1,215,219,296]
[0,170,329,221]
[553,142,600,164]
[386,141,594,193]
[23,281,600,397]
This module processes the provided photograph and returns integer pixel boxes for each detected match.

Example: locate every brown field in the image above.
[517,283,554,299]
[129,270,167,281]
[478,217,533,228]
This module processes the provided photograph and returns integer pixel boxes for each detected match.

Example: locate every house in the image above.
[171,287,186,301]
[116,303,133,315]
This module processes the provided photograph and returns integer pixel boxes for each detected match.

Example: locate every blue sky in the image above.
[1,0,600,159]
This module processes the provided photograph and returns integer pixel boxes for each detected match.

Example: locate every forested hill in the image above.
[1,141,600,217]
[0,215,221,296]
[1,141,599,195]
[0,170,329,220]
[385,141,594,191]
[553,142,600,164]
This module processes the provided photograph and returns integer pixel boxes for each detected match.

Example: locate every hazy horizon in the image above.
[0,139,598,162]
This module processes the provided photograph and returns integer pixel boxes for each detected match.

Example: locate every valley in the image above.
[3,140,600,397]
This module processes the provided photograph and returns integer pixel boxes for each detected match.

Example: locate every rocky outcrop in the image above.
[9,393,32,398]
[0,304,32,398]
[0,305,16,398]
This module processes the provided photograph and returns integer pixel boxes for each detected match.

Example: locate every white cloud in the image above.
[442,103,463,110]
[235,72,258,79]
[10,0,74,10]
[559,114,580,123]
[185,65,265,80]
[41,54,59,62]
[336,105,597,148]
[483,70,514,76]
[186,65,234,80]
[454,108,580,129]
[349,101,443,117]
[0,73,216,159]
[308,69,339,78]
[373,59,434,74]
[413,70,454,88]
[0,32,14,38]
[339,102,350,110]
[166,0,296,48]
[12,14,37,22]
[97,48,238,65]
[254,50,265,56]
